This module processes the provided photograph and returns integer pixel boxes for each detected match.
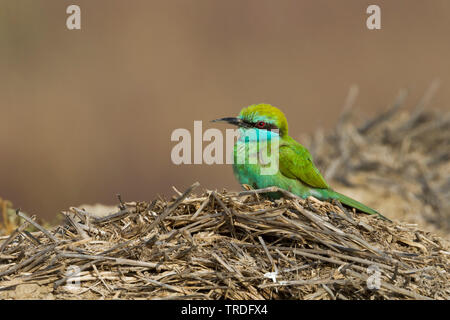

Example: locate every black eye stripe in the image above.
[253,122,278,130]
[240,119,279,132]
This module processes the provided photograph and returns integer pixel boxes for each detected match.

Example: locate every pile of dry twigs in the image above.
[303,84,449,235]
[0,182,448,299]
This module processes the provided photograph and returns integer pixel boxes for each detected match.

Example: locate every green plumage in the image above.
[223,103,390,221]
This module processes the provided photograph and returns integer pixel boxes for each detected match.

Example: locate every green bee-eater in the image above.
[213,103,389,221]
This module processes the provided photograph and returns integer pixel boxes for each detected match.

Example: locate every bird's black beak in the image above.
[211,117,245,127]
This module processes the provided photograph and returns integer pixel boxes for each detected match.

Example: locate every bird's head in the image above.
[212,104,288,141]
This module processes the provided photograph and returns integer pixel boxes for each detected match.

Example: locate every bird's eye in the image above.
[256,121,266,128]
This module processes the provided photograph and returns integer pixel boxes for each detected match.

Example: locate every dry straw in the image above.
[0,181,448,299]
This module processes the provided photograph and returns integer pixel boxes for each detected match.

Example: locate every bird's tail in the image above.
[328,190,391,222]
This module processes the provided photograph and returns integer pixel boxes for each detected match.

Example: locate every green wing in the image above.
[279,143,329,189]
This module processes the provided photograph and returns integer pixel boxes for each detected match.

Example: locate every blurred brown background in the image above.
[0,0,449,220]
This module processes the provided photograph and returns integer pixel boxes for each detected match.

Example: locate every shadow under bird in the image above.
[213,103,390,221]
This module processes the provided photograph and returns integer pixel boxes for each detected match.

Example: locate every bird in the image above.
[213,103,390,221]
